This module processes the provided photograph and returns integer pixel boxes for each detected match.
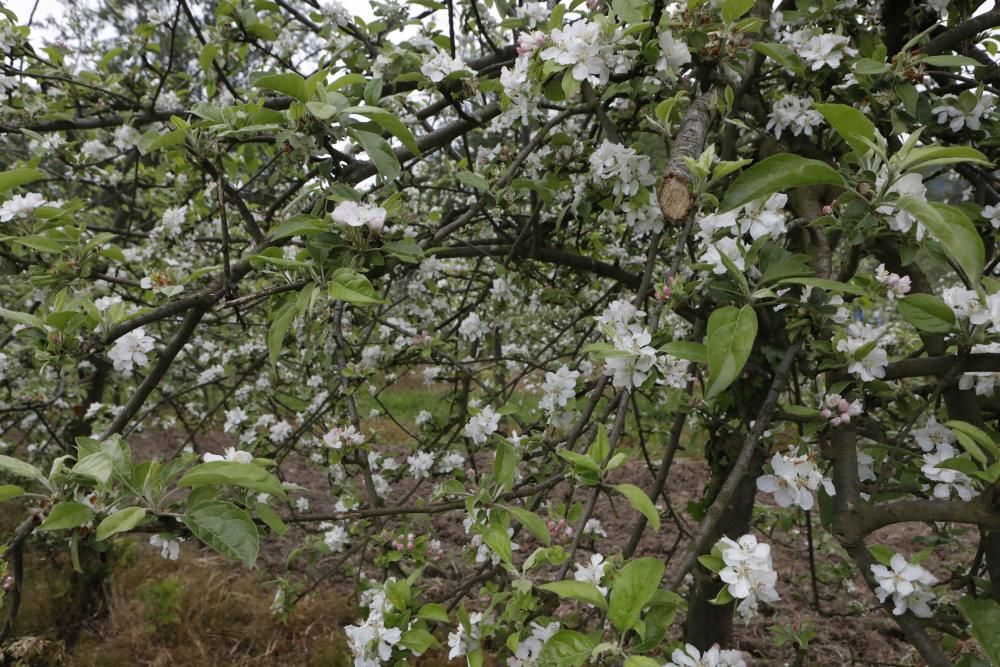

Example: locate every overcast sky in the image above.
[3,0,379,34]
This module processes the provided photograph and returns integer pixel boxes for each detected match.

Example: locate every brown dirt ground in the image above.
[0,422,985,666]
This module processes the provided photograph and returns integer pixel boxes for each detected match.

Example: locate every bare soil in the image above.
[1,424,982,666]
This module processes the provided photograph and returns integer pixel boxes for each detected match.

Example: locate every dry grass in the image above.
[73,546,353,667]
[3,528,468,666]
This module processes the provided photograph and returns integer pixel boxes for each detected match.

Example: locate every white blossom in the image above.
[871,553,938,617]
[836,323,888,382]
[797,33,857,70]
[463,405,501,444]
[699,236,747,275]
[913,417,955,452]
[108,327,155,373]
[756,451,836,510]
[876,171,927,238]
[933,92,994,132]
[921,443,977,501]
[767,95,823,139]
[421,52,468,82]
[540,20,612,85]
[573,553,609,594]
[875,264,911,299]
[203,446,253,463]
[332,200,387,232]
[447,611,483,659]
[539,365,579,416]
[589,140,656,199]
[149,534,183,560]
[664,643,747,667]
[717,534,780,620]
[459,312,489,341]
[508,621,560,667]
[657,30,691,77]
[0,192,47,222]
[820,393,862,426]
[407,450,435,479]
[603,324,659,389]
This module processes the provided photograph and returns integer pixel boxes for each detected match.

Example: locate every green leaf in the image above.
[588,424,610,466]
[704,305,758,399]
[350,129,401,181]
[70,452,113,485]
[268,214,330,240]
[39,501,93,531]
[253,72,308,102]
[536,630,599,667]
[12,235,63,253]
[198,43,219,74]
[854,58,891,75]
[0,454,45,481]
[138,128,186,154]
[342,107,421,156]
[0,168,46,192]
[417,602,449,623]
[179,461,286,498]
[507,506,551,546]
[401,627,438,654]
[775,276,864,295]
[624,657,662,667]
[958,597,1000,665]
[328,267,384,305]
[722,0,754,22]
[255,501,289,536]
[867,544,894,566]
[893,198,984,284]
[948,420,1000,460]
[697,554,725,573]
[267,301,296,367]
[609,557,665,632]
[611,0,646,23]
[0,307,48,331]
[720,154,845,212]
[306,101,340,119]
[614,484,660,531]
[899,145,992,172]
[95,507,147,541]
[538,580,608,609]
[919,54,982,68]
[814,103,877,156]
[183,501,260,567]
[481,523,513,565]
[382,238,424,263]
[710,585,734,605]
[0,484,25,502]
[751,42,804,74]
[659,341,706,363]
[457,170,490,192]
[494,440,516,491]
[897,294,956,333]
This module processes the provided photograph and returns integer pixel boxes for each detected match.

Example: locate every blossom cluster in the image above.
[871,553,938,618]
[717,534,780,620]
[756,451,836,511]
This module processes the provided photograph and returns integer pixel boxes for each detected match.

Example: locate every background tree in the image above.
[2,0,1000,665]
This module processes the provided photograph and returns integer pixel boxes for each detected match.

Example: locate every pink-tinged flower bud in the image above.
[821,204,833,215]
[2,575,13,590]
[546,520,556,531]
